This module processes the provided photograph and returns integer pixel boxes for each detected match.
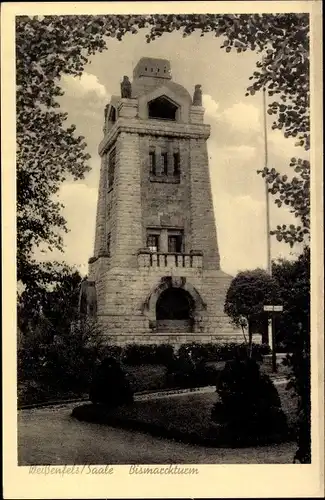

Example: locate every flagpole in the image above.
[262,87,274,354]
[263,87,272,276]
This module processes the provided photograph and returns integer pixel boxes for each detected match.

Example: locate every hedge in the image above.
[100,342,271,366]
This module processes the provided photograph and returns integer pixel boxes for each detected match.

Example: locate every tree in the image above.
[272,248,310,463]
[18,266,105,403]
[272,247,310,348]
[224,269,280,355]
[18,263,83,340]
[16,14,310,290]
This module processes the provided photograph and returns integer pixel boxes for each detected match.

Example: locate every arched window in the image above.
[148,96,178,121]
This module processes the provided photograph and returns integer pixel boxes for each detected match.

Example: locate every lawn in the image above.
[72,382,298,447]
[124,364,167,392]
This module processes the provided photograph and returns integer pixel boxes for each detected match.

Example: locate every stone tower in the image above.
[88,57,241,345]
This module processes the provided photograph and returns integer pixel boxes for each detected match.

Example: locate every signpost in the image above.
[263,305,283,372]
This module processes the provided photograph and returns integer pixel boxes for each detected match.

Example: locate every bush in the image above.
[82,342,270,368]
[166,349,218,389]
[177,342,270,363]
[89,357,134,407]
[121,343,175,366]
[211,357,288,445]
[100,344,123,361]
[18,320,107,404]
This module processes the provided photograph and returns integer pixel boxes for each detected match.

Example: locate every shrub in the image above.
[193,360,219,387]
[177,342,270,363]
[211,357,288,445]
[100,344,123,361]
[166,349,196,388]
[89,357,134,407]
[86,342,270,368]
[18,319,106,403]
[166,349,218,389]
[121,343,175,366]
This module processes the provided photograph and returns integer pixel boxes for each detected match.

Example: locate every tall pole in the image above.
[262,88,275,367]
[263,87,272,276]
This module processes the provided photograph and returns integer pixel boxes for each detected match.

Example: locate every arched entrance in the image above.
[156,287,194,333]
[142,276,207,333]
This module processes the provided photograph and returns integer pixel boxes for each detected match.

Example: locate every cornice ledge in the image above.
[98,119,210,155]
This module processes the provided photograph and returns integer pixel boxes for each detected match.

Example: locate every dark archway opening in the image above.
[148,96,178,121]
[156,287,194,332]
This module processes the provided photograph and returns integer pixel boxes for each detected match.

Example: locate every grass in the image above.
[112,392,215,436]
[124,364,167,392]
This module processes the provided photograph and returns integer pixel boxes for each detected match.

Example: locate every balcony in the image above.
[138,250,203,269]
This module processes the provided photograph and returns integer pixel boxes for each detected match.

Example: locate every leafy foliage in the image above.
[258,158,310,247]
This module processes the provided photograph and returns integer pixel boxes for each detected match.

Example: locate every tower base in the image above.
[89,260,243,347]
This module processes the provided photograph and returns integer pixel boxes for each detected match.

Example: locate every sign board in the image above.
[263,305,283,312]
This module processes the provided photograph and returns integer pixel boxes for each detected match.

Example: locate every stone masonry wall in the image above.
[189,138,220,270]
[110,132,143,269]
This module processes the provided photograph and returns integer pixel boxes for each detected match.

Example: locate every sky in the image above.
[35,28,307,276]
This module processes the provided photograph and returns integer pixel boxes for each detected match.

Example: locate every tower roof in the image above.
[133,57,172,80]
[131,57,191,102]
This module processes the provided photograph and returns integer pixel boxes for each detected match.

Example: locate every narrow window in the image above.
[107,148,116,189]
[173,152,180,176]
[168,234,183,253]
[161,152,168,175]
[149,151,156,175]
[147,234,159,252]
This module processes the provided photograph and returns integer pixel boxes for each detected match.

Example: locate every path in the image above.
[18,403,295,465]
